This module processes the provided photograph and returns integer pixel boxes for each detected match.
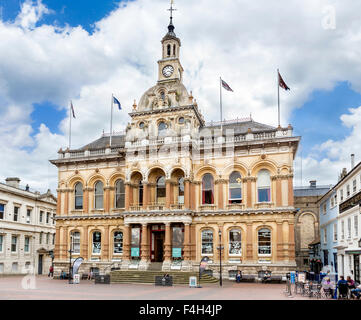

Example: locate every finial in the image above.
[133,99,137,110]
[189,91,193,103]
[167,0,177,34]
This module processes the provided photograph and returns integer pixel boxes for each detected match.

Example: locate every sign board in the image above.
[131,248,140,257]
[72,257,84,276]
[73,274,80,284]
[298,272,306,283]
[189,276,197,288]
[172,248,182,258]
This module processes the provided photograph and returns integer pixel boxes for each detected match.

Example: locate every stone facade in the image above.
[50,18,301,278]
[0,178,57,275]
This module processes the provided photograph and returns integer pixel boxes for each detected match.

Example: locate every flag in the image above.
[221,79,233,92]
[70,101,76,118]
[113,96,121,110]
[278,72,290,91]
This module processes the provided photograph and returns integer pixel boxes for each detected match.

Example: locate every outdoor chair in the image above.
[338,283,349,299]
[310,284,321,299]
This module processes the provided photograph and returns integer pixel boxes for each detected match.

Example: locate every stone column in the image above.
[184,179,190,209]
[288,222,295,260]
[81,225,89,260]
[104,186,111,213]
[54,226,61,260]
[165,179,172,208]
[123,224,131,260]
[102,225,109,261]
[183,223,191,261]
[246,223,253,261]
[276,222,283,261]
[125,183,131,210]
[142,182,149,209]
[140,224,149,261]
[216,179,225,210]
[288,174,294,206]
[62,226,69,261]
[83,188,89,214]
[164,223,172,262]
[64,190,69,215]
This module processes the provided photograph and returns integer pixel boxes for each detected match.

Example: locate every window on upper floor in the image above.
[113,231,123,254]
[331,197,334,208]
[39,211,43,223]
[202,174,214,205]
[0,204,4,220]
[333,224,337,242]
[340,190,344,202]
[26,209,31,223]
[94,181,104,209]
[258,228,271,255]
[341,221,345,240]
[0,235,3,252]
[75,182,83,210]
[334,194,337,205]
[11,236,17,252]
[353,180,357,193]
[92,232,101,254]
[178,177,184,205]
[156,176,166,204]
[158,122,167,136]
[323,228,327,243]
[46,212,50,224]
[354,215,358,237]
[323,203,327,214]
[115,179,125,209]
[257,170,271,203]
[347,185,350,197]
[71,231,80,254]
[13,207,19,222]
[24,236,30,253]
[347,218,351,239]
[229,172,242,204]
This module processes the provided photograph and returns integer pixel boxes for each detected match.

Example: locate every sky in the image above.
[1,0,361,193]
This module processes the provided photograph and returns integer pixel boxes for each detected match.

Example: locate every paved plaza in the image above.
[0,276,313,300]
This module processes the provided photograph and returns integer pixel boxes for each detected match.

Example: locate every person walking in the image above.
[48,265,54,277]
[236,271,241,283]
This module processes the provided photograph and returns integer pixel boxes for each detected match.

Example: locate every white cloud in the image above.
[1,0,361,192]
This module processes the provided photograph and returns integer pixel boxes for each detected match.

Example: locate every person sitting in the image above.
[263,271,271,282]
[350,283,361,299]
[347,276,356,289]
[87,269,93,280]
[337,276,349,299]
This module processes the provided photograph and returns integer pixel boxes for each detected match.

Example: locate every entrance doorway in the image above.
[354,255,360,283]
[150,224,165,262]
[38,255,43,275]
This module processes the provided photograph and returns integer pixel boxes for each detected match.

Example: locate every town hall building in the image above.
[50,13,300,278]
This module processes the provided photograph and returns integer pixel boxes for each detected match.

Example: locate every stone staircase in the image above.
[147,262,163,271]
[110,270,219,285]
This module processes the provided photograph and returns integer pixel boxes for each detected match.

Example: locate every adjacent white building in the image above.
[334,157,361,283]
[0,178,57,275]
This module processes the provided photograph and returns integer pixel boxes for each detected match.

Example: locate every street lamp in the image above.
[218,230,223,287]
[68,247,73,284]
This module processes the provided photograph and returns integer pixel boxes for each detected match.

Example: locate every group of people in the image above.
[337,276,361,299]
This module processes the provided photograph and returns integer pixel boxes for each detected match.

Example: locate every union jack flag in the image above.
[221,79,233,92]
[278,71,290,91]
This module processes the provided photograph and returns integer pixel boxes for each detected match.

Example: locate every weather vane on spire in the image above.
[167,0,176,23]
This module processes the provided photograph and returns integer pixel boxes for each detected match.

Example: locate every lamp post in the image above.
[218,230,223,287]
[68,247,73,284]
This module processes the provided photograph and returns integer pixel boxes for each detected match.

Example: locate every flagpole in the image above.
[69,100,72,149]
[277,69,280,127]
[110,94,114,147]
[220,77,223,132]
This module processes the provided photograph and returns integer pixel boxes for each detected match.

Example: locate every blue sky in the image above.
[1,0,361,191]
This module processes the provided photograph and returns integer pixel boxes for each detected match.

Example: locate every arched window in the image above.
[257,169,271,202]
[178,177,184,204]
[115,179,125,209]
[167,44,171,56]
[138,180,143,206]
[229,171,242,204]
[173,44,176,56]
[201,229,213,255]
[74,182,83,210]
[229,229,242,255]
[92,231,101,254]
[258,228,271,255]
[160,91,165,101]
[94,181,104,209]
[158,122,167,136]
[70,231,80,254]
[113,231,123,254]
[202,173,214,204]
[156,176,166,204]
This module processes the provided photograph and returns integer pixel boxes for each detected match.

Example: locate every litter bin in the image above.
[95,274,110,284]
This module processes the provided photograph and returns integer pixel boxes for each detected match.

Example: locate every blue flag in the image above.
[113,96,121,110]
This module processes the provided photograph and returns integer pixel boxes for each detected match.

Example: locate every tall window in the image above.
[14,207,19,222]
[341,221,345,240]
[348,218,352,239]
[113,231,123,254]
[11,236,17,252]
[46,212,50,224]
[229,229,242,255]
[131,227,141,258]
[229,172,242,204]
[340,190,344,202]
[92,232,101,254]
[167,44,171,56]
[173,44,176,56]
[323,228,327,243]
[202,174,214,205]
[353,180,357,193]
[0,204,4,220]
[71,231,80,254]
[115,180,125,208]
[355,215,359,237]
[333,224,337,242]
[258,228,271,255]
[347,185,350,197]
[158,122,167,136]
[178,177,184,204]
[257,170,271,202]
[75,182,83,210]
[156,176,166,204]
[39,211,43,223]
[94,181,104,209]
[26,209,31,223]
[39,232,42,244]
[0,235,3,252]
[138,181,143,206]
[24,236,30,252]
[201,229,213,255]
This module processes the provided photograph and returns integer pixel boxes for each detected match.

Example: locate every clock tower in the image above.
[158,8,184,83]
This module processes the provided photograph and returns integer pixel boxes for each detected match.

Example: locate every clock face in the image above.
[162,65,174,78]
